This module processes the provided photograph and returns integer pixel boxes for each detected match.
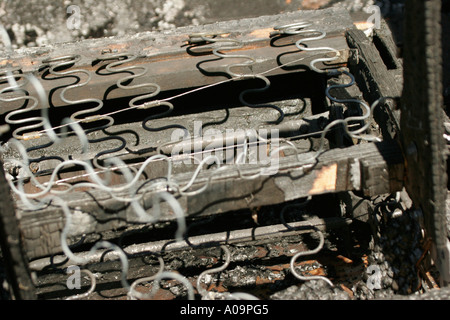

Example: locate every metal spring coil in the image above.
[187,32,285,124]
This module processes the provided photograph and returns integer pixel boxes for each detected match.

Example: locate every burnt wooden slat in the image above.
[0,8,354,113]
[16,141,404,260]
[346,27,402,141]
[0,158,37,299]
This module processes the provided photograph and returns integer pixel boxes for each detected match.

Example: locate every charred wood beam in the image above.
[29,216,352,271]
[0,8,354,112]
[346,25,402,141]
[17,140,404,260]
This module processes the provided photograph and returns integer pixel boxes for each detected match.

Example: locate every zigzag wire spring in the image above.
[41,55,113,129]
[153,25,368,172]
[0,72,71,168]
[274,22,382,161]
[1,23,109,174]
[58,185,194,299]
[188,32,259,79]
[290,228,334,287]
[292,23,381,148]
[39,55,128,170]
[98,155,189,236]
[196,245,231,299]
[196,245,260,300]
[8,151,167,205]
[310,78,388,162]
[271,21,342,76]
[3,24,384,298]
[55,164,190,297]
[37,149,227,199]
[40,53,151,170]
[154,123,355,186]
[279,196,312,228]
[13,151,221,236]
[7,141,184,246]
[5,26,336,178]
[0,69,16,136]
[5,162,131,293]
[148,32,297,171]
[1,76,189,282]
[93,52,189,166]
[49,125,340,195]
[0,24,47,141]
[9,26,376,209]
[2,25,243,172]
[97,52,160,109]
[87,241,129,291]
[2,27,273,299]
[7,56,102,170]
[10,58,227,201]
[4,123,98,211]
[127,256,165,300]
[10,153,200,300]
[10,53,183,139]
[1,73,68,184]
[0,26,63,171]
[0,69,45,141]
[59,226,130,289]
[176,26,344,170]
[57,174,201,300]
[8,137,220,203]
[5,86,191,258]
[95,52,181,134]
[141,99,188,134]
[187,32,285,124]
[292,24,342,76]
[2,71,87,176]
[11,72,265,301]
[9,142,227,299]
[0,23,12,52]
[129,247,259,300]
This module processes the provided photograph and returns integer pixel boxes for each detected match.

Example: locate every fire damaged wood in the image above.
[0,7,353,113]
[400,0,449,286]
[346,26,402,141]
[29,216,353,271]
[16,141,404,260]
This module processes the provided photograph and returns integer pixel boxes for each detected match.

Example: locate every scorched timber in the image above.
[0,8,353,112]
[17,141,404,260]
